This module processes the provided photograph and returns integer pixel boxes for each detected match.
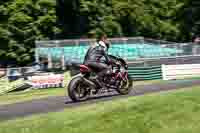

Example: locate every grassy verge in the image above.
[0,88,65,105]
[1,86,200,133]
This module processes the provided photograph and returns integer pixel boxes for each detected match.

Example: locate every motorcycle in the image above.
[67,55,133,102]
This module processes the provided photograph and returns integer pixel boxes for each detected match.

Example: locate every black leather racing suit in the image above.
[83,42,111,81]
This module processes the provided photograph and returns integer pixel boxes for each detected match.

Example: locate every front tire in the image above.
[116,77,133,95]
[67,76,89,102]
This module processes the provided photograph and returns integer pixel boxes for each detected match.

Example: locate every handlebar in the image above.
[108,54,127,68]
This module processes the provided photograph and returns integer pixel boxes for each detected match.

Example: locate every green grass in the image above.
[0,88,65,105]
[1,85,200,133]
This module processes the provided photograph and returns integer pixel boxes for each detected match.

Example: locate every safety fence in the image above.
[6,65,41,77]
[2,63,200,95]
[35,37,200,69]
[128,66,162,80]
[5,62,200,82]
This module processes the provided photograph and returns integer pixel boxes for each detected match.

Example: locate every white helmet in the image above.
[98,41,107,48]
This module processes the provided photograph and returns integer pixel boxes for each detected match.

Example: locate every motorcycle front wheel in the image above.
[67,76,89,102]
[116,77,133,95]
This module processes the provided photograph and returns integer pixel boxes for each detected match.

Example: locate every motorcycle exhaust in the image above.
[82,77,97,88]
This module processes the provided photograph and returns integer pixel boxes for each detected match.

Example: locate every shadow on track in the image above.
[64,92,121,104]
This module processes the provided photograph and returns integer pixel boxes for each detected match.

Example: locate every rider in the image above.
[83,33,111,88]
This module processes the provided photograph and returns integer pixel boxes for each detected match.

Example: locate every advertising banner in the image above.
[28,74,64,88]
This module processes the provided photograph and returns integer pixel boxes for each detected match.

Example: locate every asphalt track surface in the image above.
[1,79,200,122]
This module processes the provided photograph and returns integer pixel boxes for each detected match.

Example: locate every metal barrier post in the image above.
[61,47,65,70]
[48,48,52,69]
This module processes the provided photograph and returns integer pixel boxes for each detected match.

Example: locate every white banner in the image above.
[28,74,64,88]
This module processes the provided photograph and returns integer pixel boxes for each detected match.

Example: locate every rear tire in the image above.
[67,76,89,102]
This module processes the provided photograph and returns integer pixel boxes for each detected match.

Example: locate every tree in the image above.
[181,0,200,41]
[79,0,184,41]
[0,0,61,66]
[57,0,89,38]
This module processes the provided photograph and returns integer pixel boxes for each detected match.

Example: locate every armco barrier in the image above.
[128,65,162,80]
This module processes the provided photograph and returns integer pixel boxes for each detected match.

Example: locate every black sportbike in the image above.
[67,55,133,102]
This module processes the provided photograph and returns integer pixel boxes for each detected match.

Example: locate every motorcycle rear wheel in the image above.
[67,76,89,102]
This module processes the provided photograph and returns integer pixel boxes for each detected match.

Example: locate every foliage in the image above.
[181,0,200,40]
[0,0,199,65]
[61,0,185,41]
[0,0,60,66]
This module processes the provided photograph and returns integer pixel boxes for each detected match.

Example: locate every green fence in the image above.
[128,65,162,80]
